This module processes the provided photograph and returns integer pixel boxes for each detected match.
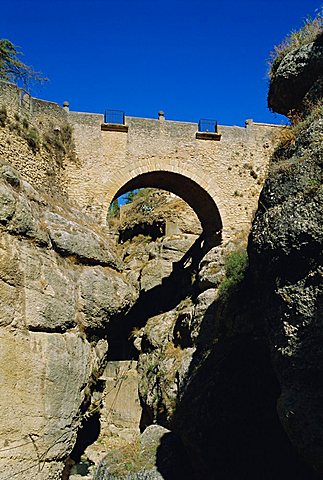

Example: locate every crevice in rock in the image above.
[62,413,100,479]
[119,220,165,243]
[106,234,210,361]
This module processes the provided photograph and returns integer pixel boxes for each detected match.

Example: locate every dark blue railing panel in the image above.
[198,119,218,133]
[104,109,125,125]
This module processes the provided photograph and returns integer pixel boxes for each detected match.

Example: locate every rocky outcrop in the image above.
[268,32,323,116]
[94,425,195,480]
[250,86,323,473]
[116,230,319,479]
[117,189,202,241]
[0,161,137,479]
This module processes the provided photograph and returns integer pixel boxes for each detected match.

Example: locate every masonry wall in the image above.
[0,81,281,241]
[0,81,73,199]
[66,112,280,240]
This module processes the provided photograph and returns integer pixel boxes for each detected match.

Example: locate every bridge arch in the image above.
[109,170,223,245]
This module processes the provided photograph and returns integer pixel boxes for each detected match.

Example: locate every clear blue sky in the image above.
[1,0,322,126]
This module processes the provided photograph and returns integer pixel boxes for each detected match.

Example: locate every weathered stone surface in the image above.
[45,212,118,267]
[250,171,323,473]
[137,305,196,427]
[198,245,225,291]
[79,266,137,332]
[250,51,323,474]
[0,162,21,188]
[0,160,141,478]
[94,425,195,480]
[0,329,93,479]
[84,360,142,466]
[0,183,16,222]
[0,279,20,327]
[0,232,77,332]
[140,258,172,292]
[268,35,323,115]
[7,194,48,244]
[121,232,200,294]
[140,311,178,352]
[160,236,196,262]
[0,162,50,247]
[25,268,76,332]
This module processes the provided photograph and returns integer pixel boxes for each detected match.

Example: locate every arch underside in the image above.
[112,171,222,242]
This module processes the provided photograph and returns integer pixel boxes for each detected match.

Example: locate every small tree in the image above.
[0,39,46,89]
[109,199,119,217]
[125,189,138,204]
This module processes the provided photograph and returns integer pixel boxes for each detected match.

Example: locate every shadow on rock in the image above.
[93,425,196,480]
[107,234,213,360]
[171,279,321,480]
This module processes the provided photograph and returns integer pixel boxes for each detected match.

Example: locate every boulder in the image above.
[45,212,118,267]
[268,35,323,115]
[79,266,137,332]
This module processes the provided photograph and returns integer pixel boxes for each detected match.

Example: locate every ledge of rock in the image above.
[268,34,323,115]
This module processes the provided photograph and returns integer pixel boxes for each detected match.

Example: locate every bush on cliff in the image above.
[218,249,248,300]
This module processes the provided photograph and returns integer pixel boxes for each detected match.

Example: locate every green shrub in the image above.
[124,189,139,204]
[219,249,248,299]
[23,127,39,152]
[108,199,119,218]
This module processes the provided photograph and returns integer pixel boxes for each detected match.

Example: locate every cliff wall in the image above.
[0,160,137,479]
[250,30,323,474]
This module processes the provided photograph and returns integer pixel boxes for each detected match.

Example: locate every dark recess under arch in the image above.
[112,171,223,246]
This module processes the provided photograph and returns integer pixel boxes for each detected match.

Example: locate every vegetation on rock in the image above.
[270,98,323,173]
[218,249,248,299]
[268,10,323,78]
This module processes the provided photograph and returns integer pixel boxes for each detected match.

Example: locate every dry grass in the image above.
[43,122,75,165]
[268,10,323,78]
[270,98,323,174]
[129,326,142,339]
[164,341,184,363]
[101,437,156,476]
[277,126,296,148]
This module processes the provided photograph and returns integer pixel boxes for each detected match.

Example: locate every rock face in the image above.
[94,425,195,480]
[268,32,323,115]
[0,161,137,479]
[251,51,323,473]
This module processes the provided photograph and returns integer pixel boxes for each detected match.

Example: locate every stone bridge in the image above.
[66,109,279,243]
[0,81,280,244]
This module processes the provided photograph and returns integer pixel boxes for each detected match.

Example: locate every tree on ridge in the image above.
[0,38,47,90]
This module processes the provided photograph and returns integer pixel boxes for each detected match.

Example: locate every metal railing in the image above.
[104,109,125,125]
[198,119,218,133]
